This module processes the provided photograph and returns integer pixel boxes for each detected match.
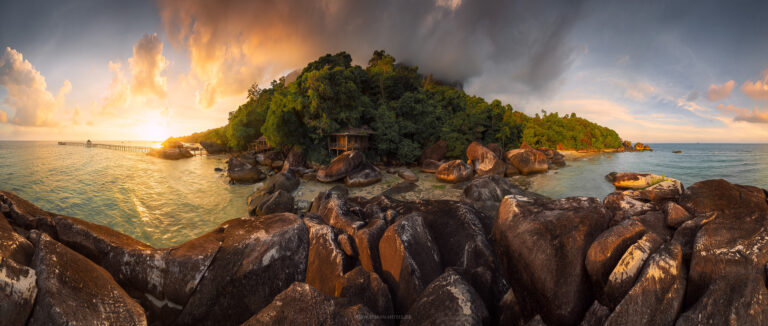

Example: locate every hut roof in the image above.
[328,127,374,136]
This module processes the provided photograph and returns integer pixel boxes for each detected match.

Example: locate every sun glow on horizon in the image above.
[138,112,171,141]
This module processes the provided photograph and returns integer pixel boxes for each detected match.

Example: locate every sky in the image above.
[0,0,766,142]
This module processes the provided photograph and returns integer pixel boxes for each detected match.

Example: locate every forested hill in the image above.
[172,51,623,163]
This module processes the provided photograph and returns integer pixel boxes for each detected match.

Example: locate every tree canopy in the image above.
[173,50,624,163]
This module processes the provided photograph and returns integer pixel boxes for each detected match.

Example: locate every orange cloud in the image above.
[706,80,735,101]
[0,47,70,126]
[716,104,768,123]
[741,67,768,100]
[0,110,6,123]
[129,33,168,98]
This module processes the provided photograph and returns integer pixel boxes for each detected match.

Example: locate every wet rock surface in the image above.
[435,160,474,183]
[3,175,768,325]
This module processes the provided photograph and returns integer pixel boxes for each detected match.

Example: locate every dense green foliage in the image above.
[173,50,624,163]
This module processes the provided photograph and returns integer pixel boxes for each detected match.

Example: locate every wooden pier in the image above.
[58,141,154,153]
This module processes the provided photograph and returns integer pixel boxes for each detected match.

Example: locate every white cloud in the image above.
[129,33,168,98]
[706,80,735,101]
[717,104,768,123]
[0,47,70,126]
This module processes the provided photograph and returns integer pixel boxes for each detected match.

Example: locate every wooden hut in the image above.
[252,136,273,153]
[328,127,373,155]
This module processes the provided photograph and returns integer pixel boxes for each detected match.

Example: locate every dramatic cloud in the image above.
[706,80,735,101]
[130,33,168,98]
[102,34,168,112]
[0,47,70,126]
[741,67,768,100]
[158,0,586,107]
[717,104,768,123]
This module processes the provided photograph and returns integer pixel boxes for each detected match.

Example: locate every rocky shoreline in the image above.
[2,166,768,325]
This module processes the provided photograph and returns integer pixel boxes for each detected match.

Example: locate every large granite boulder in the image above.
[679,179,768,307]
[505,148,548,175]
[335,266,394,317]
[174,213,309,325]
[605,172,665,190]
[242,282,384,326]
[260,170,300,194]
[461,175,547,218]
[282,148,306,171]
[227,157,265,184]
[199,141,227,154]
[420,140,447,164]
[663,201,692,228]
[379,213,442,314]
[604,243,686,326]
[27,233,147,325]
[345,162,383,187]
[354,218,388,274]
[585,218,648,301]
[0,214,34,265]
[317,195,366,236]
[493,195,611,326]
[318,151,364,182]
[467,142,505,177]
[148,147,193,160]
[435,160,474,183]
[0,257,37,325]
[397,168,419,182]
[304,216,355,296]
[601,232,664,308]
[676,272,768,325]
[247,189,295,216]
[420,159,442,173]
[403,269,489,326]
[602,191,657,225]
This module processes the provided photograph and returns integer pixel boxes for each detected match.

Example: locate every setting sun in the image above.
[140,112,170,141]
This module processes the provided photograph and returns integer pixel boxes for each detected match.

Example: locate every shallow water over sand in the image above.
[1,141,766,247]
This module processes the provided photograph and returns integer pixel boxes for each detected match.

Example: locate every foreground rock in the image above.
[605,172,668,190]
[345,162,382,187]
[493,195,611,326]
[461,175,547,218]
[335,266,394,318]
[0,256,37,325]
[28,233,147,325]
[403,269,489,326]
[227,157,265,184]
[247,189,294,216]
[148,147,193,160]
[466,142,505,177]
[435,160,474,183]
[243,282,383,326]
[318,151,364,182]
[505,147,548,175]
[305,216,354,296]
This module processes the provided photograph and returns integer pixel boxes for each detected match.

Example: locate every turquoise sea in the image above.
[1,141,766,247]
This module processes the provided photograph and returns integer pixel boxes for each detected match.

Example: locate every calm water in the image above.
[530,143,768,199]
[1,142,766,247]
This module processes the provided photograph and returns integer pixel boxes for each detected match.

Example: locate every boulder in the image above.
[585,218,648,297]
[403,269,489,326]
[379,181,418,198]
[283,148,306,170]
[227,157,265,184]
[662,201,692,228]
[579,301,610,326]
[345,162,383,187]
[419,140,447,164]
[338,233,357,257]
[0,257,37,325]
[602,191,656,225]
[397,168,419,182]
[27,233,147,325]
[498,289,527,326]
[247,189,295,216]
[243,282,384,326]
[318,151,365,182]
[604,243,686,326]
[148,147,193,160]
[602,232,664,308]
[493,195,611,326]
[318,195,366,236]
[505,163,520,177]
[632,180,683,202]
[461,174,547,218]
[199,141,227,154]
[175,213,309,325]
[379,213,442,314]
[676,272,768,326]
[0,215,34,266]
[467,142,505,177]
[304,217,355,296]
[505,148,548,175]
[486,143,504,159]
[259,170,300,194]
[420,159,442,173]
[680,179,768,305]
[354,218,388,274]
[435,160,474,183]
[255,151,282,167]
[335,266,394,317]
[605,172,665,190]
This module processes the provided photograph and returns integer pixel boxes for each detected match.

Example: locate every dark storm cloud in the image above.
[158,0,587,106]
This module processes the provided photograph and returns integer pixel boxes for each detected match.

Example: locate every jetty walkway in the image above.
[57,141,205,155]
